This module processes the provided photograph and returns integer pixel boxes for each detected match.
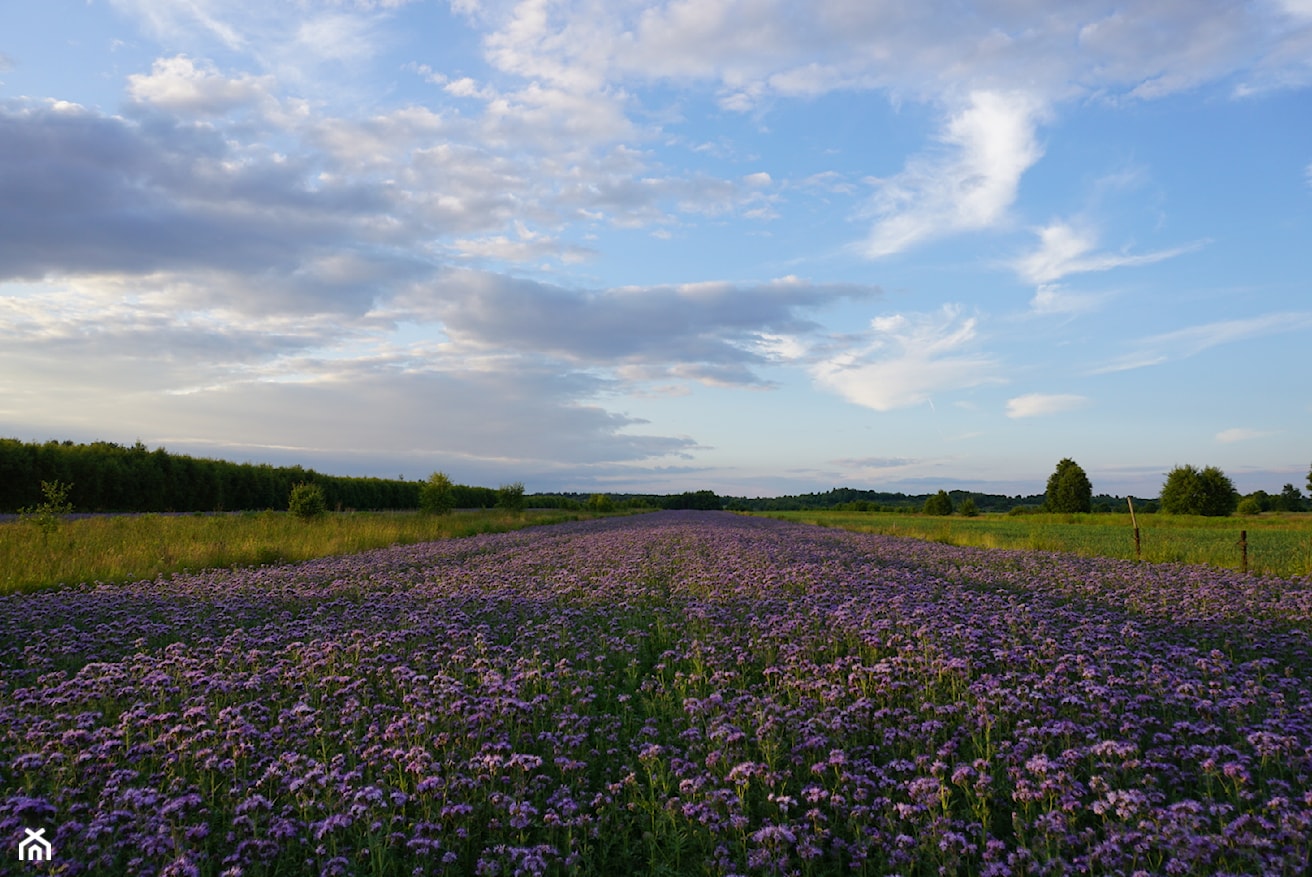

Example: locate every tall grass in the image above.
[756,510,1312,578]
[0,509,604,594]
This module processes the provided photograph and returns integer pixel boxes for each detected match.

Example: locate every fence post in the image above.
[1239,529,1248,575]
[1127,497,1141,562]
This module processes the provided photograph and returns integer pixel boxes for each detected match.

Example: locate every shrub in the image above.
[1236,497,1263,516]
[288,482,327,519]
[587,493,614,513]
[959,497,979,517]
[420,472,457,515]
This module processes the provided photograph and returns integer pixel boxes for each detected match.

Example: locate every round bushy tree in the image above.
[923,490,954,516]
[1160,464,1239,516]
[420,471,456,515]
[1045,458,1093,513]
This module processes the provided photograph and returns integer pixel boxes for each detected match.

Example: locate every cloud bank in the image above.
[4,1,1311,487]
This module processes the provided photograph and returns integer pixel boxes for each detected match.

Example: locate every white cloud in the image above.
[1015,220,1203,285]
[293,13,381,65]
[445,1,1312,261]
[451,224,596,264]
[811,305,1002,411]
[1277,0,1312,19]
[1094,311,1312,373]
[127,55,273,114]
[1005,393,1089,418]
[1216,427,1274,443]
[862,91,1046,258]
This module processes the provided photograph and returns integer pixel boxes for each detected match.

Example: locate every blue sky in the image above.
[1,1,1310,497]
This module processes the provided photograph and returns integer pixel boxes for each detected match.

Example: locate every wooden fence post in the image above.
[1127,497,1141,562]
[1239,529,1248,575]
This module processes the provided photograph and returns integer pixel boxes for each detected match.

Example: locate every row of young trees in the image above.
[0,439,421,513]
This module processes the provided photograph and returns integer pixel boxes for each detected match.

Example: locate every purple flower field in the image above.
[3,510,1311,876]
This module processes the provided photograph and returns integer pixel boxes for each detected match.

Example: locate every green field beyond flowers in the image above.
[5,507,1310,596]
[755,510,1312,579]
[0,510,599,594]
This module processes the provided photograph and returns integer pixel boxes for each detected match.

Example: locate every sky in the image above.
[1,1,1310,498]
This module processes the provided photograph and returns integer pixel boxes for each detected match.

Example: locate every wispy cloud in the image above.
[811,305,1002,411]
[1005,393,1089,418]
[1029,285,1109,316]
[1094,312,1312,373]
[861,91,1046,258]
[832,456,921,470]
[1216,427,1276,443]
[1014,221,1203,285]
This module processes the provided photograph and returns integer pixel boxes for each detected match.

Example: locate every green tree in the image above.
[1245,489,1272,512]
[665,490,722,510]
[587,493,614,513]
[1275,483,1306,513]
[1160,464,1239,516]
[1044,458,1092,513]
[923,490,954,516]
[958,497,979,517]
[497,482,525,512]
[288,482,327,519]
[420,471,457,515]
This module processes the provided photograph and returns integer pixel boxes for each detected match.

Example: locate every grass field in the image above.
[753,510,1312,579]
[0,509,604,594]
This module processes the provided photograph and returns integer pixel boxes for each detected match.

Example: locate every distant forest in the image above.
[4,438,1138,515]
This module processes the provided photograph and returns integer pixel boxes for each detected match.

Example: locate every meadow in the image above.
[0,510,594,595]
[757,510,1312,579]
[3,511,1311,875]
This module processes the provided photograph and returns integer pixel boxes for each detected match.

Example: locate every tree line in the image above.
[0,439,426,513]
[4,438,1307,518]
